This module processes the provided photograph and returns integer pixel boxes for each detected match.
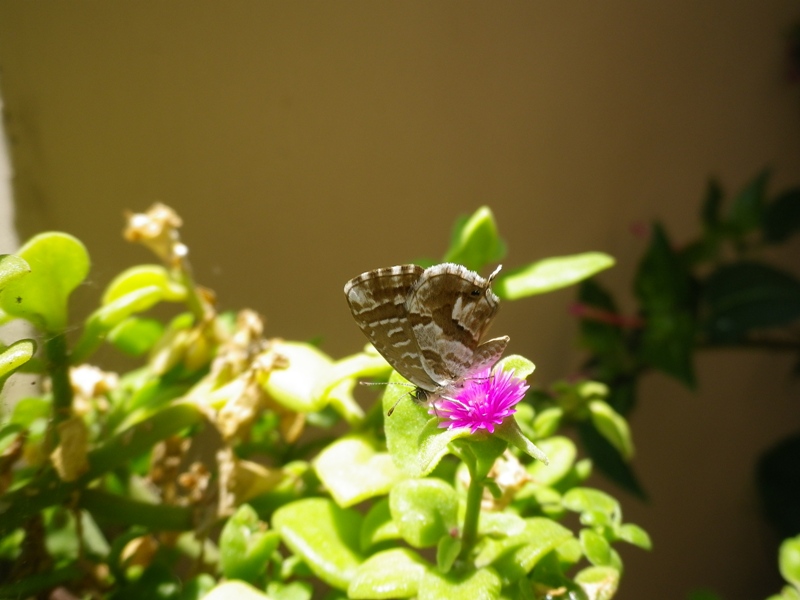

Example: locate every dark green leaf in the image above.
[578,422,647,499]
[701,178,724,230]
[703,262,800,342]
[577,280,629,376]
[634,223,694,311]
[764,188,800,243]
[728,169,769,235]
[634,223,696,385]
[757,432,800,540]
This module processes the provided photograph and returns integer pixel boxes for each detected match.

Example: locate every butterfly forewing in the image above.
[406,263,501,386]
[344,265,439,391]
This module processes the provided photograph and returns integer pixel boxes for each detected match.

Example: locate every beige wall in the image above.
[1,3,799,598]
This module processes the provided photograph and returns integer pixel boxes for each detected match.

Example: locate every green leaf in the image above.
[495,253,615,300]
[265,581,312,600]
[634,223,696,386]
[0,233,90,332]
[219,504,280,583]
[437,534,461,573]
[529,406,561,439]
[617,523,652,550]
[272,498,363,590]
[360,499,399,552]
[494,354,535,379]
[780,535,800,588]
[525,436,577,487]
[477,512,527,538]
[443,206,506,272]
[764,188,800,243]
[389,479,459,548]
[314,436,405,507]
[562,488,619,517]
[348,548,428,599]
[0,339,36,391]
[574,566,620,600]
[383,374,467,477]
[728,169,768,235]
[179,574,216,600]
[72,286,165,363]
[418,567,502,600]
[587,400,634,460]
[261,341,333,412]
[319,377,364,426]
[576,279,630,376]
[703,262,800,342]
[9,396,50,427]
[580,529,616,568]
[474,517,573,581]
[102,264,186,304]
[107,317,165,356]
[0,254,30,291]
[494,418,548,465]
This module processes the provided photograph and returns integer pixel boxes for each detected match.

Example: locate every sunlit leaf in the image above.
[495,253,614,300]
[348,548,428,599]
[272,498,363,590]
[443,206,506,272]
[314,436,405,507]
[0,233,90,332]
[0,339,36,391]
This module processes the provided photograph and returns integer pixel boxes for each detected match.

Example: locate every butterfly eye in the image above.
[470,288,482,297]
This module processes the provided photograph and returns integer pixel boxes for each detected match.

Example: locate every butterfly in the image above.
[344,263,509,406]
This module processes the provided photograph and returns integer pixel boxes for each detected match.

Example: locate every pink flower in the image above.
[430,368,529,434]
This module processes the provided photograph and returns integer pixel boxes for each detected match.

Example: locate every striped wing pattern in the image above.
[344,262,508,397]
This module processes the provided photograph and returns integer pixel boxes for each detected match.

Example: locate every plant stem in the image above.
[459,463,484,561]
[45,331,73,447]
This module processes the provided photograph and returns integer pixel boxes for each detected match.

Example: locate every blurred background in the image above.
[1,3,799,598]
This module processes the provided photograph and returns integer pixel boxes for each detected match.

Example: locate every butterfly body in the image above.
[344,263,509,401]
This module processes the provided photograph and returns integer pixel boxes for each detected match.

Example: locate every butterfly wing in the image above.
[470,336,510,374]
[406,263,502,386]
[344,264,439,392]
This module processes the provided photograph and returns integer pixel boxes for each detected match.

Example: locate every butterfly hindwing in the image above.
[344,264,439,391]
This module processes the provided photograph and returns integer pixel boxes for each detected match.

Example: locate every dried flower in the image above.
[431,367,529,434]
[124,203,187,267]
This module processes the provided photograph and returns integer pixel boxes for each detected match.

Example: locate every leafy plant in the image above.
[572,170,800,499]
[0,204,647,599]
